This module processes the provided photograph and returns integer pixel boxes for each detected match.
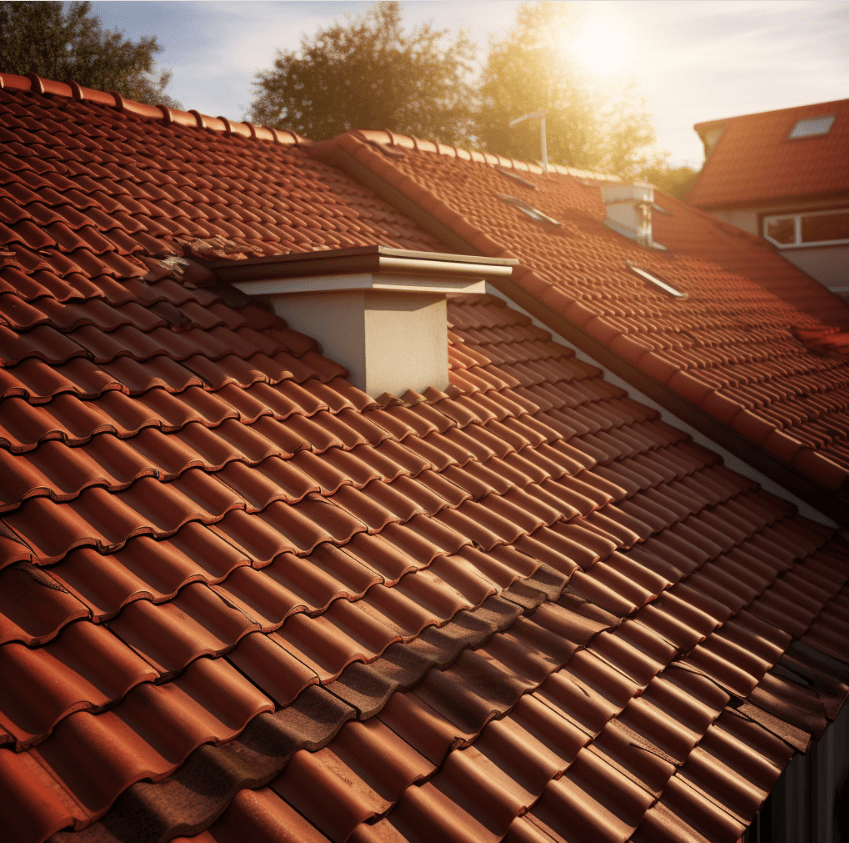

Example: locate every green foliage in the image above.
[249,1,477,143]
[249,0,669,178]
[477,2,663,178]
[639,163,700,201]
[0,1,180,108]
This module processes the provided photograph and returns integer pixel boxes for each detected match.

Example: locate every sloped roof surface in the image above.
[311,131,849,508]
[689,99,849,208]
[1,74,848,843]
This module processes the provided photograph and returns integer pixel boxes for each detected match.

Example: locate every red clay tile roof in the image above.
[689,99,849,208]
[0,73,848,843]
[311,130,849,515]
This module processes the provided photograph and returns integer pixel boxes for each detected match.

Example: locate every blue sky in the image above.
[91,1,849,167]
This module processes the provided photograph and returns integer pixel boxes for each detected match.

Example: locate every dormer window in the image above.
[497,194,560,226]
[788,115,836,138]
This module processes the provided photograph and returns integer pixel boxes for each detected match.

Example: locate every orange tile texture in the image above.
[315,130,849,495]
[0,74,847,843]
[689,99,849,208]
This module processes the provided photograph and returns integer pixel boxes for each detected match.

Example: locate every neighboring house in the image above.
[0,71,848,843]
[688,100,849,298]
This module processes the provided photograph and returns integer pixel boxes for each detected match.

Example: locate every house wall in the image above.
[748,701,849,842]
[710,197,849,295]
[779,248,849,298]
[712,208,760,236]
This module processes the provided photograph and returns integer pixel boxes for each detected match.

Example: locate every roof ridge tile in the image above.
[0,72,311,150]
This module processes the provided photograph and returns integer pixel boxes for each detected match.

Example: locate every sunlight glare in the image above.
[566,13,633,76]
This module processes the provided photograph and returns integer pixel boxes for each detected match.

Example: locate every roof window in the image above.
[497,193,560,226]
[496,168,538,190]
[626,261,688,300]
[788,114,836,138]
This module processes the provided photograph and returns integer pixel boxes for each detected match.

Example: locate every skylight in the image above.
[788,114,836,138]
[496,168,538,190]
[497,193,560,226]
[626,261,688,300]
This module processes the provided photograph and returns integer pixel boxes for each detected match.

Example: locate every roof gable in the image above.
[689,99,849,208]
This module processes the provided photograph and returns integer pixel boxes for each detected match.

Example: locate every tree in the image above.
[476,2,663,178]
[639,163,700,202]
[0,1,180,108]
[249,1,477,144]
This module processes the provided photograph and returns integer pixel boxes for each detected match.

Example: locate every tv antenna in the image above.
[509,110,548,175]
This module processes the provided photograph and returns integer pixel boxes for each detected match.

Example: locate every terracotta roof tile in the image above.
[0,73,846,843]
[316,130,849,509]
[690,99,849,207]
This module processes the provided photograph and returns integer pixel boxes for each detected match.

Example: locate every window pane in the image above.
[788,115,836,138]
[765,217,796,245]
[801,210,849,243]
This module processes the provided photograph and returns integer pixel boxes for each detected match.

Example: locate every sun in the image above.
[566,13,633,76]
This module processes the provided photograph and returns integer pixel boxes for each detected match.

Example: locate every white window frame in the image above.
[763,207,849,249]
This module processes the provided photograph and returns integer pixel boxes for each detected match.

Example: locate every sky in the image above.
[90,0,849,168]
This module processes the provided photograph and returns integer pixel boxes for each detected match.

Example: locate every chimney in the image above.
[600,182,664,250]
[212,246,516,398]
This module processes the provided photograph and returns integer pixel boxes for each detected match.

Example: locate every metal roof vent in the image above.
[601,183,666,250]
[496,168,538,190]
[626,261,687,300]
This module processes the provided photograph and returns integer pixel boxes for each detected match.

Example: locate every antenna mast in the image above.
[508,110,548,175]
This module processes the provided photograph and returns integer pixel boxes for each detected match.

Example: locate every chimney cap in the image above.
[208,244,516,290]
[600,182,654,205]
[210,246,517,398]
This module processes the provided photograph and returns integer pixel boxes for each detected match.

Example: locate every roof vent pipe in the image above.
[600,183,665,250]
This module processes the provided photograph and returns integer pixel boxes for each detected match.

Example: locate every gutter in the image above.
[322,145,849,524]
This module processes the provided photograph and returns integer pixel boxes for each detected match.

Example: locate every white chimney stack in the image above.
[601,183,660,249]
[214,246,516,399]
